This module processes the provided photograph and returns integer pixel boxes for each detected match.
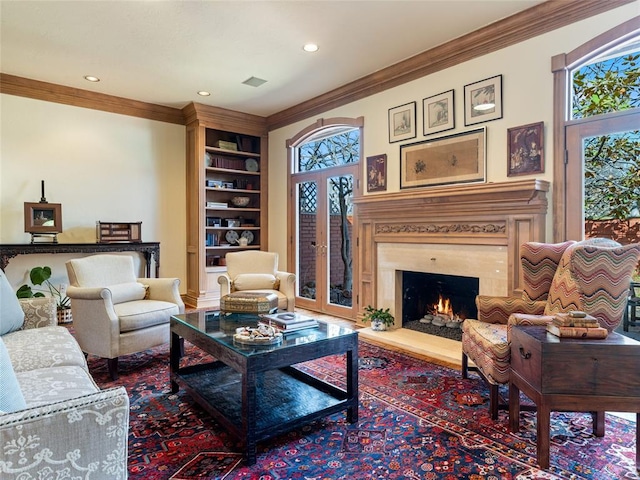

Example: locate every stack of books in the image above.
[259,312,319,334]
[546,310,608,339]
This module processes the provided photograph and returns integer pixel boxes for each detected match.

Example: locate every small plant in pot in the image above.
[16,266,72,323]
[362,305,395,331]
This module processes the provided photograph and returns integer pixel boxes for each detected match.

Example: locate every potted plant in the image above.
[362,305,395,331]
[16,266,72,324]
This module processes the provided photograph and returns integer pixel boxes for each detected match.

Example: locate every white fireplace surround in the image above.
[378,243,508,328]
[353,179,550,327]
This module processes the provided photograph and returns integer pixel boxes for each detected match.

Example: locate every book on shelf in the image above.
[546,324,608,339]
[206,202,228,209]
[552,312,600,328]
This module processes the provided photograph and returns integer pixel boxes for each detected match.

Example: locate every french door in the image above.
[292,164,356,318]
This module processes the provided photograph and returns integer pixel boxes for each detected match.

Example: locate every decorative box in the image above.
[220,292,278,314]
[96,221,142,243]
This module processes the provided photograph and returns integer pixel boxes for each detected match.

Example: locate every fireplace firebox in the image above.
[401,271,478,340]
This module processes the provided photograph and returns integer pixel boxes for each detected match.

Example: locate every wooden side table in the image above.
[509,325,640,469]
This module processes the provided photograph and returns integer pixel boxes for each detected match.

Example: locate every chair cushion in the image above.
[0,337,27,412]
[233,273,278,291]
[520,241,575,302]
[66,254,138,287]
[462,319,510,384]
[226,251,278,279]
[0,270,25,335]
[116,300,179,332]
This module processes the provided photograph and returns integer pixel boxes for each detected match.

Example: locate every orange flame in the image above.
[433,295,454,319]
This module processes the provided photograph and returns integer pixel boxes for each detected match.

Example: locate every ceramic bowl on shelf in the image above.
[231,196,250,207]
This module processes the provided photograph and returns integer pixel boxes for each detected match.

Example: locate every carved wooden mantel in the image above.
[352,179,550,317]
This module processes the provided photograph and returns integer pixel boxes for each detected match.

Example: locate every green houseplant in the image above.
[16,265,71,323]
[362,305,395,331]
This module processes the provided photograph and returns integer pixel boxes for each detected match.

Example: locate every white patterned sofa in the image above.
[0,269,129,479]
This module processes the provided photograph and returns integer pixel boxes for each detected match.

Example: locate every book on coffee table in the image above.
[260,312,319,332]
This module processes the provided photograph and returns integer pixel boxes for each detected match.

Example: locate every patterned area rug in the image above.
[88,341,638,479]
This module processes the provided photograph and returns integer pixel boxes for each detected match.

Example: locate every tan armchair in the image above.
[218,251,296,311]
[462,239,640,419]
[66,254,184,379]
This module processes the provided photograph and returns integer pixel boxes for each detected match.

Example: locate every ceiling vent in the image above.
[242,76,267,87]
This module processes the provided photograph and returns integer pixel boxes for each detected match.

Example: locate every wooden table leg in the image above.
[509,381,520,432]
[242,369,258,465]
[592,411,605,437]
[537,402,551,469]
[170,331,181,393]
[346,343,359,423]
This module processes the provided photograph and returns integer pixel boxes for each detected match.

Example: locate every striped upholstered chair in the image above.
[462,239,640,419]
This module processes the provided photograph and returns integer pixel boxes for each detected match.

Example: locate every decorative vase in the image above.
[371,318,387,331]
[57,308,72,325]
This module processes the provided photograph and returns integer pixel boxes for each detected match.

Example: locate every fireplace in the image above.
[353,179,550,338]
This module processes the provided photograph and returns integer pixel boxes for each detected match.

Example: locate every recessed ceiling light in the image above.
[197,91,211,96]
[303,43,319,53]
[83,75,100,82]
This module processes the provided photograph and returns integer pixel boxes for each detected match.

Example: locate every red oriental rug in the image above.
[88,341,638,479]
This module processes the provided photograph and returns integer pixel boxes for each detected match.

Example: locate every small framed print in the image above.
[366,154,387,192]
[507,121,544,177]
[423,89,454,136]
[24,202,62,234]
[388,102,416,143]
[464,74,503,126]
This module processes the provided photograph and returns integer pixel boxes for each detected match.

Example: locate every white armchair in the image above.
[66,254,184,380]
[218,251,296,312]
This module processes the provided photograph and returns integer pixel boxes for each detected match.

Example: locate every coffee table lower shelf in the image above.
[171,361,351,456]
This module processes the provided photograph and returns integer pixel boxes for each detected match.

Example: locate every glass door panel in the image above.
[296,179,318,302]
[326,174,353,310]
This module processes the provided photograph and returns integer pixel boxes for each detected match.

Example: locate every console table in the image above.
[509,325,640,469]
[0,242,160,278]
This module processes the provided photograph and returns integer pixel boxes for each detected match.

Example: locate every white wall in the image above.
[267,5,637,270]
[0,95,186,292]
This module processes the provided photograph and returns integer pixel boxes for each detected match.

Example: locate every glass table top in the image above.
[172,310,357,357]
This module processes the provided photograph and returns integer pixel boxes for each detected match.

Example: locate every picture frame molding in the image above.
[400,127,486,189]
[464,74,503,126]
[422,89,455,136]
[388,101,417,143]
[507,121,545,177]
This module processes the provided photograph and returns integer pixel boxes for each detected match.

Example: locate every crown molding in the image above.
[266,0,634,131]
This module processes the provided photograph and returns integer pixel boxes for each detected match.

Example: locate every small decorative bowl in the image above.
[231,196,250,207]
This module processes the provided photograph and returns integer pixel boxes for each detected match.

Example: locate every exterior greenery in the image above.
[573,50,639,220]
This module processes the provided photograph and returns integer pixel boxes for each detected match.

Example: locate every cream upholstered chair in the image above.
[218,251,296,312]
[462,239,640,419]
[66,254,184,379]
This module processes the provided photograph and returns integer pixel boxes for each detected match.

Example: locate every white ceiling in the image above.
[0,1,544,117]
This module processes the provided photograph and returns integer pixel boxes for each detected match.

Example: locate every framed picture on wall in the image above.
[422,89,454,136]
[366,154,387,192]
[388,102,416,143]
[24,202,62,234]
[464,75,503,126]
[507,121,544,176]
[400,127,486,189]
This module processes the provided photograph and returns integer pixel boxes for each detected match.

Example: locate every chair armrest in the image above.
[475,295,546,324]
[138,277,185,313]
[218,273,232,296]
[0,387,129,479]
[506,313,554,340]
[276,271,296,311]
[19,297,56,329]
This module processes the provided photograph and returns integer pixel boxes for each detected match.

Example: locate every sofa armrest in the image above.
[138,277,185,313]
[475,295,546,324]
[0,387,129,479]
[19,297,56,330]
[276,271,296,311]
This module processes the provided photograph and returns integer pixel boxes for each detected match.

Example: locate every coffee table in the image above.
[170,310,359,464]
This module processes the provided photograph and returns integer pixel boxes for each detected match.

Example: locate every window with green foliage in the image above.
[572,39,639,221]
